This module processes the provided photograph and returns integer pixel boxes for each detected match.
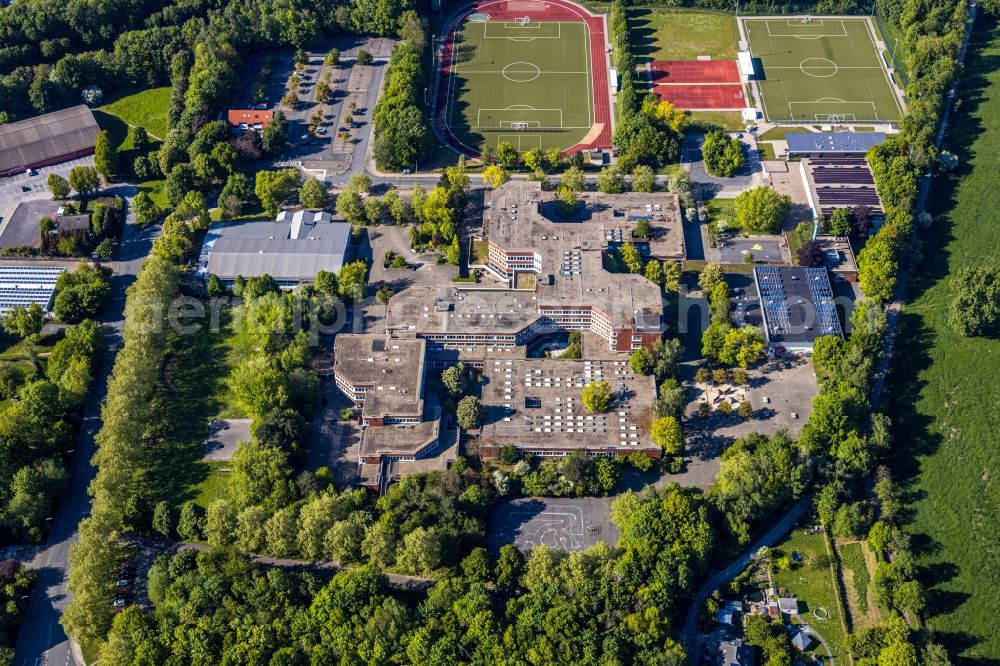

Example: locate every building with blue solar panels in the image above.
[753,265,844,351]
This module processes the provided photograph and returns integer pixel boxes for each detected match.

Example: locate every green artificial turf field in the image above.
[742,17,904,123]
[446,18,594,152]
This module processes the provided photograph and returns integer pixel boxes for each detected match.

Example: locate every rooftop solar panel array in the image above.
[0,265,65,313]
[754,266,843,345]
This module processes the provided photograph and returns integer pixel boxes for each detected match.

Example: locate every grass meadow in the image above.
[628,8,739,62]
[886,20,1000,663]
[98,87,171,140]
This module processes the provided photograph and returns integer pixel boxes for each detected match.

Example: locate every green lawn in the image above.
[886,21,1000,662]
[757,142,776,161]
[686,110,745,131]
[743,17,903,123]
[772,528,850,663]
[446,19,594,152]
[758,126,812,141]
[193,461,234,510]
[703,197,736,233]
[98,87,171,140]
[629,8,739,62]
[171,307,249,506]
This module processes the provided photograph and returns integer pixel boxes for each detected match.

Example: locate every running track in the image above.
[434,0,613,158]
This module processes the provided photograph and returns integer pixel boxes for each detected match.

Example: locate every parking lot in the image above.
[487,497,621,553]
[0,156,95,203]
[202,419,251,462]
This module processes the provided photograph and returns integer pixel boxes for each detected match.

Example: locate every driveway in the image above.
[682,133,766,199]
[14,190,152,666]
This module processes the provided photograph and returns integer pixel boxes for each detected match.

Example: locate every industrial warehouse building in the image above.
[0,106,99,177]
[197,210,351,288]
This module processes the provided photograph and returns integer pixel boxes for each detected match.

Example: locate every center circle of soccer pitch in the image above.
[799,57,839,78]
[502,61,542,83]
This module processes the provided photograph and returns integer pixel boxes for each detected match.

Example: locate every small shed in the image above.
[778,597,799,615]
[790,630,813,652]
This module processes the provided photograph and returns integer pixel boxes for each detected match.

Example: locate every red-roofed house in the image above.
[227,110,273,129]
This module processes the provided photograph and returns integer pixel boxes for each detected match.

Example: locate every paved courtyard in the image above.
[487,497,620,553]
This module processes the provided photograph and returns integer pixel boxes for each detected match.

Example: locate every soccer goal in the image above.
[510,121,530,130]
[516,16,532,26]
[800,14,813,23]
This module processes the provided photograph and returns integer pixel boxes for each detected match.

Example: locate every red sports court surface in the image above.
[649,60,740,84]
[435,0,612,157]
[653,84,746,110]
[649,59,745,110]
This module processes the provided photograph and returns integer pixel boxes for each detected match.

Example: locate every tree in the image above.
[461,548,491,582]
[229,359,288,423]
[2,303,44,339]
[177,502,204,541]
[337,261,368,301]
[596,166,625,193]
[734,187,790,234]
[441,363,467,396]
[254,169,301,216]
[857,234,898,302]
[701,129,744,177]
[663,261,682,292]
[356,50,373,66]
[315,270,337,295]
[582,380,611,413]
[629,347,654,375]
[262,110,289,156]
[396,527,441,575]
[948,266,1000,336]
[482,165,509,189]
[738,400,753,419]
[457,396,482,430]
[152,501,172,538]
[523,147,544,171]
[561,166,586,193]
[490,141,516,167]
[53,263,111,323]
[48,174,70,199]
[698,263,725,294]
[618,242,644,274]
[827,207,853,236]
[631,164,656,192]
[798,239,825,267]
[361,522,397,570]
[651,416,683,453]
[299,177,328,209]
[719,325,765,368]
[94,130,117,181]
[67,166,100,197]
[325,48,340,67]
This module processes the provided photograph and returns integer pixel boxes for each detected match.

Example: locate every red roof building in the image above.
[226,110,273,128]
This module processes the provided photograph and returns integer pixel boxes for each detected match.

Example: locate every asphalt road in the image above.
[682,497,811,665]
[13,194,155,666]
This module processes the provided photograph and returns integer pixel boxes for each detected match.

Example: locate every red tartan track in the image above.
[653,84,747,111]
[649,60,741,84]
[435,0,612,157]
